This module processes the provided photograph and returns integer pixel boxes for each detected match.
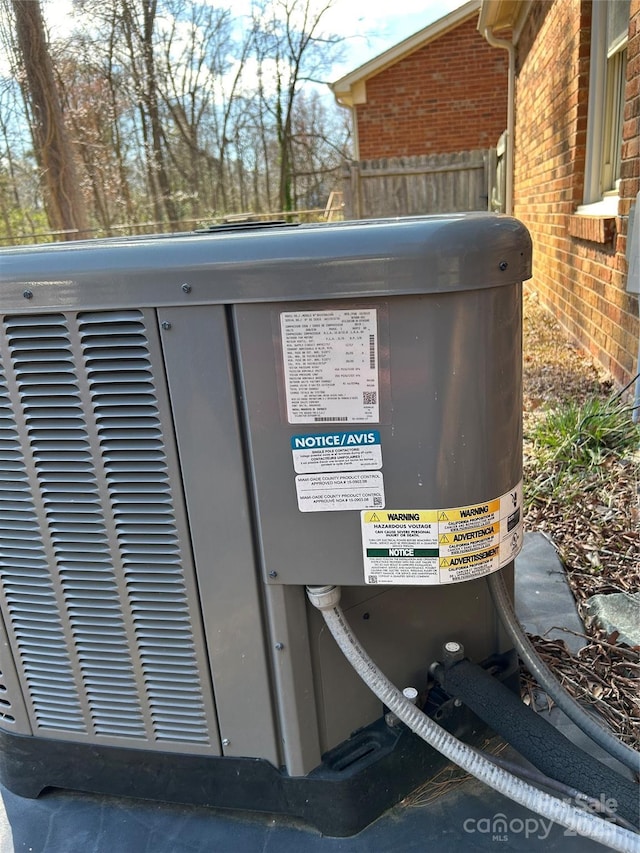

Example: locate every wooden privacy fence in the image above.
[342,149,496,219]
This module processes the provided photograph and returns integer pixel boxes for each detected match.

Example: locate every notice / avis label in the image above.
[361,483,523,585]
[291,430,382,473]
[280,309,379,424]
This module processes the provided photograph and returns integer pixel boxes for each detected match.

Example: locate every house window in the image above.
[581,0,630,213]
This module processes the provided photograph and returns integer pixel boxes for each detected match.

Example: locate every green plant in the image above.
[524,394,639,511]
[528,396,639,469]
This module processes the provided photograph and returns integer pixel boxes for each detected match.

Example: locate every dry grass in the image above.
[522,289,614,425]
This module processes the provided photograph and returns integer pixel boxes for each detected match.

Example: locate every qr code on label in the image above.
[363,391,377,405]
[368,575,378,584]
[372,495,382,507]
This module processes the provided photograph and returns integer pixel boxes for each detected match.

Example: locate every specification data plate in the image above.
[281,309,379,424]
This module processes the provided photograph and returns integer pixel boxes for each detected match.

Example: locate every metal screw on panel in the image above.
[23,290,33,300]
[443,641,464,666]
[181,283,191,293]
[161,321,172,330]
[222,738,231,747]
[385,711,400,728]
[275,642,284,651]
[499,261,508,271]
[403,687,419,705]
[268,570,278,578]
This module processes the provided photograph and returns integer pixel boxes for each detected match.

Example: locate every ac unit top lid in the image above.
[0,214,531,313]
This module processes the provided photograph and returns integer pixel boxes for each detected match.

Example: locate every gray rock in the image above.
[584,592,640,646]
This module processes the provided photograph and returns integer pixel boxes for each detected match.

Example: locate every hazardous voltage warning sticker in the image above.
[360,482,523,585]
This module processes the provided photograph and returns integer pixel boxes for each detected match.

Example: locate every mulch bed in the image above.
[522,290,639,751]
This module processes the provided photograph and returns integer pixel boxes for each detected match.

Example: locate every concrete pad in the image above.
[514,532,586,654]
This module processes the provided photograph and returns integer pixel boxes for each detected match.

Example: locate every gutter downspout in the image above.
[483,27,515,215]
[347,103,363,220]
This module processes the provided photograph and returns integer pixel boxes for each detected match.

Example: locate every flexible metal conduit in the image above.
[306,585,640,853]
[488,569,640,773]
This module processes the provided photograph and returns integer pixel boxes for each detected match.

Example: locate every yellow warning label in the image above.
[440,499,500,523]
[439,521,499,546]
[439,545,500,569]
[362,510,438,524]
[360,480,524,587]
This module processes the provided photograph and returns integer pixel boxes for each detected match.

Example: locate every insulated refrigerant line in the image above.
[306,584,640,853]
[488,569,640,774]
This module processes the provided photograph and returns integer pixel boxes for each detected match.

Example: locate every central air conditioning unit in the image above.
[0,215,531,835]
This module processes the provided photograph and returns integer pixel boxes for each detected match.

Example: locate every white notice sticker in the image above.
[280,309,379,424]
[296,471,385,512]
[361,482,523,585]
[291,430,382,473]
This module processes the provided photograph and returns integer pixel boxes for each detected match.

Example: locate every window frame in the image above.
[581,0,629,213]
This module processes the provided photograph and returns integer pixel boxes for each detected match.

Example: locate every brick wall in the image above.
[619,0,640,246]
[355,15,508,160]
[514,0,639,386]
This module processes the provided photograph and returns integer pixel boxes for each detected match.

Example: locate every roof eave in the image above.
[478,0,530,38]
[330,0,481,105]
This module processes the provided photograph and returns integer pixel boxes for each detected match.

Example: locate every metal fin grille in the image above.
[0,340,86,732]
[0,310,214,748]
[79,311,210,743]
[0,673,15,726]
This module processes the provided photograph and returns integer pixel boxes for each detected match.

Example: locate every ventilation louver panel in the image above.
[79,311,210,744]
[0,311,216,749]
[0,341,86,733]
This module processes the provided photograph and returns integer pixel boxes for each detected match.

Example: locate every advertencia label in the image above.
[360,482,523,585]
[280,308,379,424]
[296,472,385,513]
[291,430,382,474]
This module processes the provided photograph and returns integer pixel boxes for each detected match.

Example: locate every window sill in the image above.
[576,194,619,217]
[568,213,616,244]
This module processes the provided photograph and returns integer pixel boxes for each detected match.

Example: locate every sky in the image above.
[38,0,470,87]
[324,0,469,82]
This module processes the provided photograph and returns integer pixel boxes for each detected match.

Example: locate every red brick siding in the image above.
[619,0,640,225]
[514,0,639,386]
[355,16,508,159]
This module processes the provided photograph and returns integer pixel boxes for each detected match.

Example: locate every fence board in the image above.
[342,150,494,219]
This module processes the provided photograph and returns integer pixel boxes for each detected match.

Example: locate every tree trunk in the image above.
[141,0,178,227]
[11,0,91,239]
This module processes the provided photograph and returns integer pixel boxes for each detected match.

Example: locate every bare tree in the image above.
[290,88,349,209]
[155,0,250,216]
[252,0,343,212]
[116,0,178,225]
[0,0,353,241]
[8,0,90,238]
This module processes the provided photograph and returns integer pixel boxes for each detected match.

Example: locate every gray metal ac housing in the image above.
[0,214,531,830]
